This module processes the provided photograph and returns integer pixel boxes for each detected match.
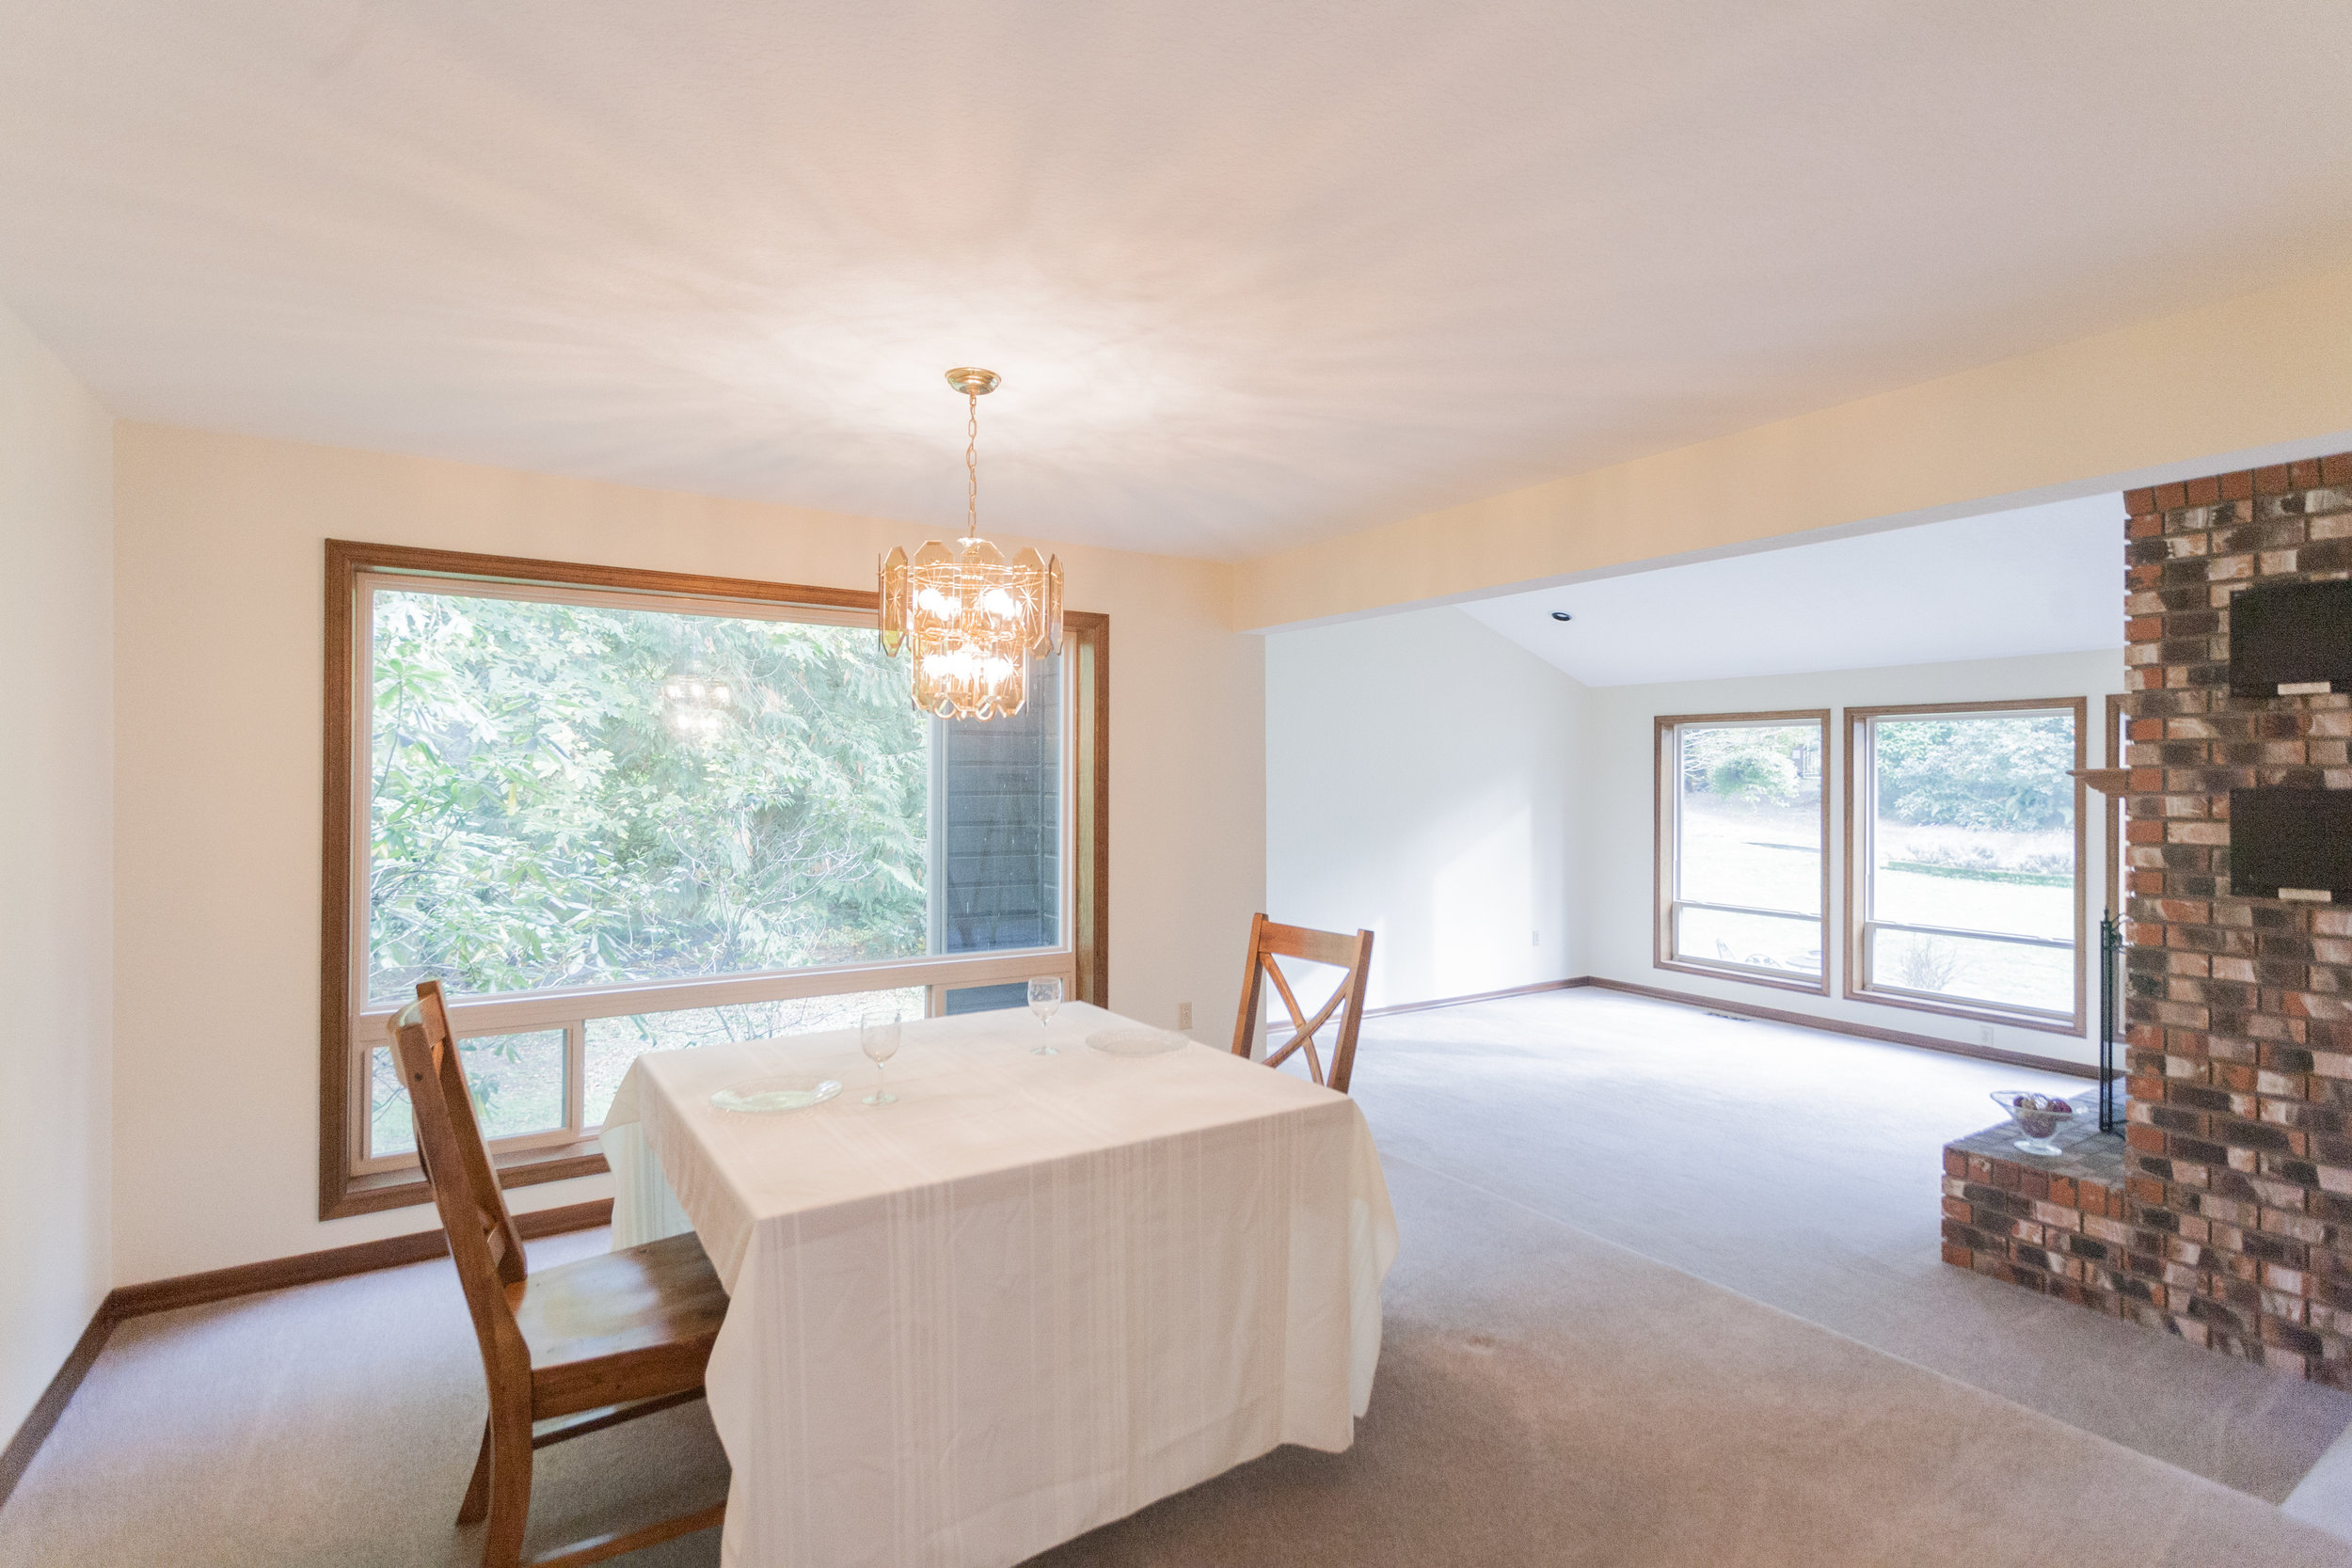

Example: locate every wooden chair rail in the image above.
[525,1389,707,1451]
[524,1502,729,1568]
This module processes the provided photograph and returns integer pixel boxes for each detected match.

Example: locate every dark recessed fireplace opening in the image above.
[2227,576,2352,699]
[2230,786,2352,904]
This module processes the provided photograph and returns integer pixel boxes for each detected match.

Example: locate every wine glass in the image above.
[1028,977,1063,1055]
[861,1011,901,1105]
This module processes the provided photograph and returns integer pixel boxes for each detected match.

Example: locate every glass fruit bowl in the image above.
[1990,1090,2076,1157]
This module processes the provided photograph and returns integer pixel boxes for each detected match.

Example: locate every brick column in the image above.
[2121,452,2352,1384]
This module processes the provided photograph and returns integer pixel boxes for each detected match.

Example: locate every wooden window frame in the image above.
[321,540,1110,1219]
[1842,697,2088,1037]
[1652,709,1833,997]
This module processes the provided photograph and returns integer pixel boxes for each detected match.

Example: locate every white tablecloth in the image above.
[600,1001,1398,1568]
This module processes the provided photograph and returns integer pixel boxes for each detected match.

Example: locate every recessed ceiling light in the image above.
[1549,610,1573,623]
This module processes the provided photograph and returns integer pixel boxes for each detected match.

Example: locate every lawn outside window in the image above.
[1844,699,2086,1035]
[321,541,1108,1218]
[1653,710,1831,995]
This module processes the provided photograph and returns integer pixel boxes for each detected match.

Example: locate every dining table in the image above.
[598,999,1399,1568]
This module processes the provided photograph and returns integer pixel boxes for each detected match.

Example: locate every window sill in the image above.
[323,1138,611,1221]
[1843,984,2084,1038]
[1654,958,1829,997]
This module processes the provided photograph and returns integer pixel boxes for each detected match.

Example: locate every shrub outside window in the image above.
[1653,711,1831,993]
[1845,700,2086,1033]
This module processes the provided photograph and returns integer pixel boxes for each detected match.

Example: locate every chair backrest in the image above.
[1230,913,1375,1095]
[387,980,532,1387]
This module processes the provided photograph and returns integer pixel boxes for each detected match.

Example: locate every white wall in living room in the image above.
[0,301,114,1438]
[1265,606,1589,1014]
[107,423,1264,1284]
[1264,610,2123,1067]
[1582,648,2127,1069]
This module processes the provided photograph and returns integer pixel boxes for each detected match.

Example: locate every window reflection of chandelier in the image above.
[877,368,1062,721]
[660,667,734,742]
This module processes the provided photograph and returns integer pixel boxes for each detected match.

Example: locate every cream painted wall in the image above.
[1582,649,2128,1069]
[1236,262,2352,631]
[109,424,1263,1284]
[1264,608,1586,1014]
[0,304,114,1436]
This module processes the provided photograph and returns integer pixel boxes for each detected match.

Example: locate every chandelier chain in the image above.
[964,391,980,542]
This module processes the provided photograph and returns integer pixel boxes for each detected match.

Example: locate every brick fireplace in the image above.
[1947,451,2352,1386]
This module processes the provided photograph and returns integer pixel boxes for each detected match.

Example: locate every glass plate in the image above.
[711,1077,843,1114]
[1088,1027,1188,1057]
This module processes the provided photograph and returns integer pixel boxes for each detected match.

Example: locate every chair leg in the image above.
[479,1402,534,1568]
[457,1417,493,1525]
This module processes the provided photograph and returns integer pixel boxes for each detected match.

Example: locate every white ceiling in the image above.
[5,6,2351,560]
[1457,494,2125,687]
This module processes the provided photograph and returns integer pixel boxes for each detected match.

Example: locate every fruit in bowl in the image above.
[1991,1091,2074,1156]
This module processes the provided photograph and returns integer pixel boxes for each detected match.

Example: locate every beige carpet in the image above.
[4,990,2347,1566]
[1343,987,2352,1499]
[0,1226,726,1568]
[1037,1157,2350,1567]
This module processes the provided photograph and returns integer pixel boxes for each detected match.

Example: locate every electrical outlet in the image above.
[1177,1001,1193,1031]
[1977,1024,1995,1047]
[1531,929,1540,946]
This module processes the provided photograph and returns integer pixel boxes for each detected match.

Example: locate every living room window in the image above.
[323,542,1107,1216]
[1845,700,2085,1033]
[1653,711,1831,993]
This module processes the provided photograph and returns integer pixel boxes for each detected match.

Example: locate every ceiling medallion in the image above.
[877,368,1063,721]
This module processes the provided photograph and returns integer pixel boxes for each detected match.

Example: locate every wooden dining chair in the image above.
[389,979,730,1568]
[1230,914,1375,1094]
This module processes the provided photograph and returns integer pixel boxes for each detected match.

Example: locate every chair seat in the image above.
[512,1232,728,1419]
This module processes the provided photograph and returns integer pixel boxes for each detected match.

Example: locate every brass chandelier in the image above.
[877,368,1063,720]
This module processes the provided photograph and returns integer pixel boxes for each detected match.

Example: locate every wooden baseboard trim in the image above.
[1582,977,2099,1080]
[1361,976,1587,1022]
[0,1197,612,1513]
[1263,976,1588,1041]
[1267,971,2094,1080]
[0,1298,118,1512]
[104,1198,612,1321]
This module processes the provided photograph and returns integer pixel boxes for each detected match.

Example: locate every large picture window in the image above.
[1845,700,2084,1033]
[1654,711,1830,992]
[323,542,1107,1217]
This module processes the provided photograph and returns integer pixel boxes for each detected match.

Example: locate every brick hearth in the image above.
[1942,1119,2170,1326]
